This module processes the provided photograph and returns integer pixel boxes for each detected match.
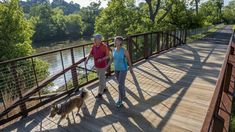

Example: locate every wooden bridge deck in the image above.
[1,26,233,132]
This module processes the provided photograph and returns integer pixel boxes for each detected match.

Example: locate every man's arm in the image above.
[97,45,110,62]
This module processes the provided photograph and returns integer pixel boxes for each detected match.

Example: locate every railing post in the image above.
[166,31,169,49]
[11,62,27,117]
[162,31,164,51]
[127,36,133,63]
[70,48,79,90]
[157,32,160,53]
[180,30,184,45]
[144,34,149,59]
[170,31,173,48]
[150,33,153,55]
[174,30,176,47]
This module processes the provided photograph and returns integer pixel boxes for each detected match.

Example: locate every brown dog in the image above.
[49,88,89,126]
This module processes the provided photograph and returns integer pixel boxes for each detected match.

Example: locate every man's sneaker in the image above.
[95,93,102,99]
[103,88,108,93]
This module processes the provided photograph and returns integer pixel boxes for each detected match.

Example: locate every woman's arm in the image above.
[124,49,133,71]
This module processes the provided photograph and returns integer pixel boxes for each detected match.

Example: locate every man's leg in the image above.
[99,68,106,94]
[96,68,106,94]
[95,68,103,98]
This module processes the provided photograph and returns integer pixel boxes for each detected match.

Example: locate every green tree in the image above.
[164,0,189,29]
[65,13,84,39]
[222,0,235,24]
[199,0,222,25]
[0,0,49,97]
[52,8,67,39]
[80,1,101,37]
[145,0,177,23]
[51,0,80,15]
[30,3,57,43]
[95,0,137,39]
[0,0,34,61]
[163,0,204,29]
[30,3,84,44]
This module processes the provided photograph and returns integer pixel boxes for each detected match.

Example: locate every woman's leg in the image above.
[115,71,120,81]
[118,71,127,102]
[115,71,122,102]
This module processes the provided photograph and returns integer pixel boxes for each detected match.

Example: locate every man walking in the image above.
[85,34,110,99]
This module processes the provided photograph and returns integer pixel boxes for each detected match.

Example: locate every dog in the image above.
[49,88,89,126]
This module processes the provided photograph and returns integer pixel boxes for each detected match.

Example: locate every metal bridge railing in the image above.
[0,29,187,126]
[201,29,235,132]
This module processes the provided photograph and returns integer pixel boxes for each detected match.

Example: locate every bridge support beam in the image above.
[144,34,149,59]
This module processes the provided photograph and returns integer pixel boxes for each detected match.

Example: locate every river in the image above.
[36,41,94,91]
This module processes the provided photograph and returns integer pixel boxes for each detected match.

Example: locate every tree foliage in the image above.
[199,0,222,25]
[0,0,34,61]
[29,3,84,45]
[222,0,235,24]
[20,0,80,14]
[0,0,49,95]
[80,2,101,37]
[95,0,137,39]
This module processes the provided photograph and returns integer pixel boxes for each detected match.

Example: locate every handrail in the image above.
[201,29,235,132]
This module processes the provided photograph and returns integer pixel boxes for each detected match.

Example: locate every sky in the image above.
[69,0,231,7]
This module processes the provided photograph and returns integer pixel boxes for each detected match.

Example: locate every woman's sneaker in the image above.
[115,100,123,108]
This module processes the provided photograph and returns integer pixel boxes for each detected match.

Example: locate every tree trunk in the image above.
[146,0,161,23]
[146,0,175,24]
[157,0,177,24]
[195,0,199,15]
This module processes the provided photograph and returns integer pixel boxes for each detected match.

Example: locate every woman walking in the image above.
[112,36,133,107]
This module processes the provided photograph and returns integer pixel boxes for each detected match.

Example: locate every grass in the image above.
[233,25,235,30]
[231,99,235,132]
[187,24,225,43]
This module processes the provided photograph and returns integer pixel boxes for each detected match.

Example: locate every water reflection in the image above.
[38,46,94,91]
